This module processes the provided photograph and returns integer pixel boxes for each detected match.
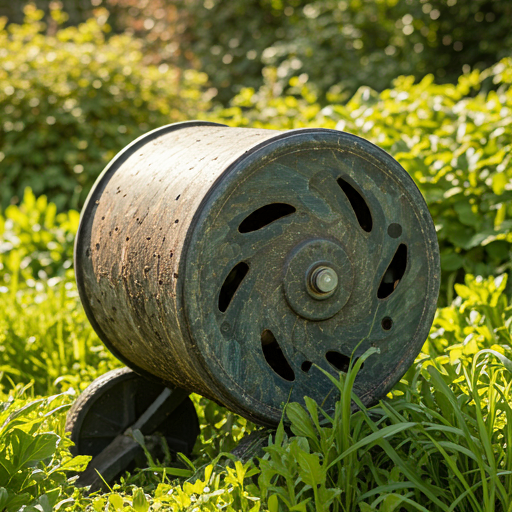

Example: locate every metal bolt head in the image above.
[314,267,338,293]
[309,266,339,296]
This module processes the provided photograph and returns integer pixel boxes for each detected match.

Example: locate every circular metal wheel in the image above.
[66,367,199,459]
[75,123,440,426]
[183,129,440,423]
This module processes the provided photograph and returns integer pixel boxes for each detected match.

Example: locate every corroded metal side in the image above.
[76,123,281,398]
[182,129,440,425]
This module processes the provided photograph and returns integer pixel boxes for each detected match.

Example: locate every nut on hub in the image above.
[308,266,339,298]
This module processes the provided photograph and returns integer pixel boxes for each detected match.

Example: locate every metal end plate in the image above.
[183,128,440,425]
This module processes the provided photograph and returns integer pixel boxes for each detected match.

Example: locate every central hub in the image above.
[283,239,354,321]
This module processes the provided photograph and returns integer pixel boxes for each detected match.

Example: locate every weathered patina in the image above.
[75,122,440,426]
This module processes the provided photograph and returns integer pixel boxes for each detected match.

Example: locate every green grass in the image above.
[1,190,512,511]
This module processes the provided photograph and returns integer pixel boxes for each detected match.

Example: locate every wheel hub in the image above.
[283,239,354,320]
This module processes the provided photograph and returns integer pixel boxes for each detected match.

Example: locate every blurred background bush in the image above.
[1,0,511,105]
[0,4,210,211]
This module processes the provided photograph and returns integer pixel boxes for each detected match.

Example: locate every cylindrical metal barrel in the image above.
[75,121,440,426]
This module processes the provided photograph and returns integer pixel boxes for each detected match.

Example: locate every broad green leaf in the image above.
[268,493,279,512]
[59,455,91,472]
[296,451,326,488]
[132,488,149,512]
[0,488,8,510]
[286,403,317,441]
[108,493,125,511]
[492,172,508,195]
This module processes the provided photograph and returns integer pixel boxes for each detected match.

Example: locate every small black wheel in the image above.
[66,367,199,459]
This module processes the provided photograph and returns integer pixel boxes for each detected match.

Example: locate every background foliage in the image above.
[177,0,512,104]
[1,1,512,511]
[0,6,209,211]
[2,0,511,105]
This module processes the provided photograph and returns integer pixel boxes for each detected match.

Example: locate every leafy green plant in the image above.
[192,394,259,463]
[258,348,423,512]
[0,4,210,211]
[0,188,78,283]
[85,460,261,512]
[0,384,90,512]
[371,350,512,512]
[427,273,512,364]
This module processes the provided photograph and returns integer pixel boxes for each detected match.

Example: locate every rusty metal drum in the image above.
[75,121,440,426]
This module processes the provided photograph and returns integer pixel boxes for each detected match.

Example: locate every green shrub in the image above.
[0,5,209,211]
[211,59,512,301]
[5,1,512,105]
[0,385,89,512]
[177,0,512,104]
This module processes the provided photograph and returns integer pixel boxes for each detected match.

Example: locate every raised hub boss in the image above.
[75,121,440,427]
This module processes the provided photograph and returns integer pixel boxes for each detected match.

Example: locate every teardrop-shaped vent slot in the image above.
[239,203,296,233]
[326,351,351,373]
[261,329,295,381]
[301,361,313,373]
[326,351,363,373]
[378,244,408,299]
[337,178,373,232]
[218,262,249,312]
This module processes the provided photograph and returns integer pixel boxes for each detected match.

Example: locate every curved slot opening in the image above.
[326,351,351,373]
[239,203,296,233]
[261,329,295,381]
[378,244,408,299]
[337,178,373,232]
[218,262,249,312]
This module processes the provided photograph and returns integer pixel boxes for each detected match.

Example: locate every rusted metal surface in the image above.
[75,122,440,426]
